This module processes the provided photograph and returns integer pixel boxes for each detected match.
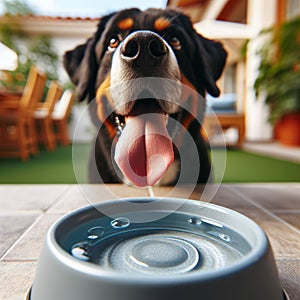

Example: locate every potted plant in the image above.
[254,16,300,146]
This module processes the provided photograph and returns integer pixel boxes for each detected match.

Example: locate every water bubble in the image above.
[219,233,231,242]
[87,226,104,240]
[71,242,90,261]
[187,217,202,226]
[207,231,231,242]
[111,217,130,229]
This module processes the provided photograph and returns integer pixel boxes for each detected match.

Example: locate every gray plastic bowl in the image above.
[29,198,285,300]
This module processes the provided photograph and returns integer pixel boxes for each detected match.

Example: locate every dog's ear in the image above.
[193,33,227,97]
[63,14,115,101]
[63,39,95,101]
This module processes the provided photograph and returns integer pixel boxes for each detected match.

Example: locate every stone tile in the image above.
[274,213,300,231]
[3,214,63,262]
[231,184,300,211]
[210,184,262,209]
[243,141,300,163]
[49,184,149,213]
[102,184,150,199]
[0,185,69,213]
[152,184,259,209]
[47,185,92,213]
[237,209,300,259]
[0,261,36,300]
[0,214,39,259]
[150,185,203,199]
[276,259,300,300]
[0,183,298,300]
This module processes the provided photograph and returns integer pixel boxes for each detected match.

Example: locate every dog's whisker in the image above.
[165,10,182,26]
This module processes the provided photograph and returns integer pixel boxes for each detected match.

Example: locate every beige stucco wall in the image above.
[245,0,277,141]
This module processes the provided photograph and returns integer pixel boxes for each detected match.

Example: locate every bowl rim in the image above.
[46,197,269,285]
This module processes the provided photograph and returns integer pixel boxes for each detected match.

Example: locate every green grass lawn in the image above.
[0,144,299,183]
[0,144,90,184]
[212,148,300,183]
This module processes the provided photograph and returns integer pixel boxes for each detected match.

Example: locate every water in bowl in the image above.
[59,210,251,276]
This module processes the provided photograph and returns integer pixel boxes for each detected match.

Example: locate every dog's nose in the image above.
[120,31,167,67]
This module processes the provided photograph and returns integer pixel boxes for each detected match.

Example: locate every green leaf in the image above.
[254,16,300,124]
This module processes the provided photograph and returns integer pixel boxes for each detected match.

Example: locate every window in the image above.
[223,64,237,94]
[286,0,300,20]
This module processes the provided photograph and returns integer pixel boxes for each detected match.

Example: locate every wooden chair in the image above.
[52,89,74,146]
[203,94,245,147]
[34,81,62,150]
[202,113,245,147]
[0,66,46,160]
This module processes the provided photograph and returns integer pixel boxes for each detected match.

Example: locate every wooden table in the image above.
[0,183,299,300]
[203,113,245,146]
[0,90,22,102]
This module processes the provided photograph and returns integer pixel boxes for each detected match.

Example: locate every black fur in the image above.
[64,8,227,184]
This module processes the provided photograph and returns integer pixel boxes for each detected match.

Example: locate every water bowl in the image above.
[28,198,286,300]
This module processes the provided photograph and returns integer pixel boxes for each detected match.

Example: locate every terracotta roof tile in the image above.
[2,14,100,21]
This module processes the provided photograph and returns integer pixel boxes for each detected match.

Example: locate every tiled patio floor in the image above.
[243,142,300,163]
[0,183,299,299]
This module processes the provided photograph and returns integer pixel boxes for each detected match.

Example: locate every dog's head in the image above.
[64,8,227,187]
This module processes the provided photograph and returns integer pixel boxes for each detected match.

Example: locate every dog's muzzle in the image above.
[110,31,181,116]
[108,31,183,187]
[120,31,168,70]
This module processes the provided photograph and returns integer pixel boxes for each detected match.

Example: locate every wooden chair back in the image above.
[0,65,46,159]
[52,89,75,146]
[34,81,63,150]
[40,81,63,116]
[20,66,46,115]
[52,89,74,121]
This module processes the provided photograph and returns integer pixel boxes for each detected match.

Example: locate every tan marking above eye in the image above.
[154,17,170,31]
[117,18,134,30]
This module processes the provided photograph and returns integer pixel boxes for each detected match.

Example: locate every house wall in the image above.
[194,0,291,142]
[17,17,99,142]
[245,0,277,141]
[14,17,98,82]
[51,34,96,142]
[52,36,88,82]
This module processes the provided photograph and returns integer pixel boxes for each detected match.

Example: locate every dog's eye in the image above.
[108,37,120,51]
[169,36,181,50]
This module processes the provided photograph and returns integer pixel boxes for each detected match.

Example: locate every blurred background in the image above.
[0,0,299,183]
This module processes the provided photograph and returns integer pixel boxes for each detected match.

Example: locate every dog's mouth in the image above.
[114,97,174,187]
[126,97,163,116]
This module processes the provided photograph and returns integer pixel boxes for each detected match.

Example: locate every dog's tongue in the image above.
[114,106,174,187]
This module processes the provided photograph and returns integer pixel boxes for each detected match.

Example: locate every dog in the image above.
[63,8,227,187]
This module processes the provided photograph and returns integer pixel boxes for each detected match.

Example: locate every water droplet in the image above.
[201,218,223,228]
[187,217,202,226]
[219,233,231,242]
[87,226,104,240]
[71,242,90,261]
[111,217,130,229]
